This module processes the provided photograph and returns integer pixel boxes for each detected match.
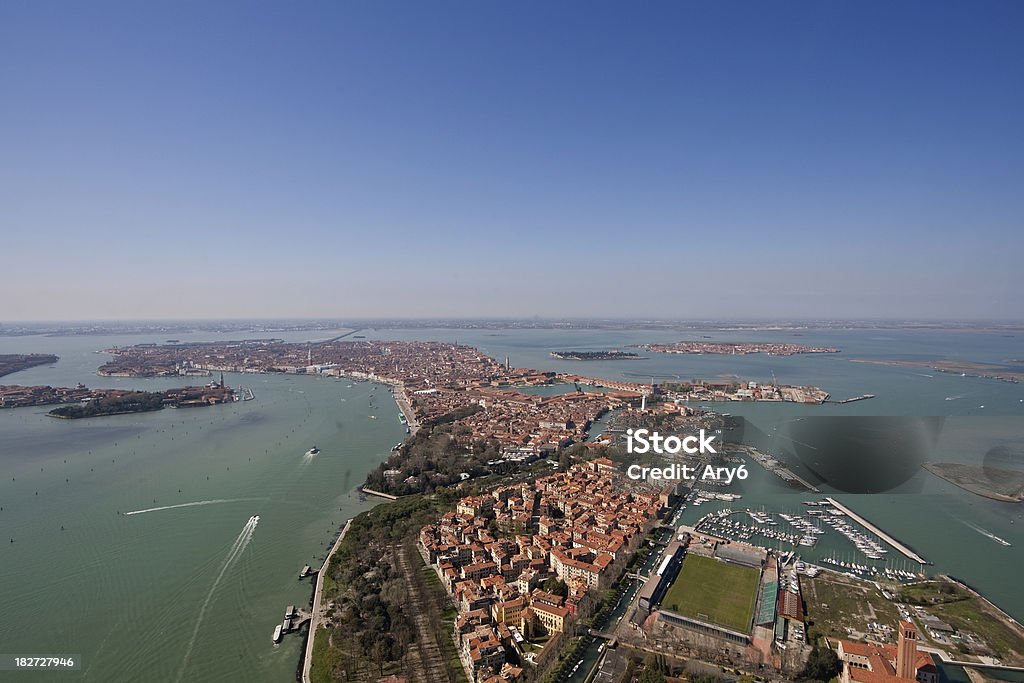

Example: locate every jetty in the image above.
[776,466,821,493]
[360,487,398,500]
[831,394,876,404]
[825,497,929,565]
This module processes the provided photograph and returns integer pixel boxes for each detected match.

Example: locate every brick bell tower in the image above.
[896,619,919,679]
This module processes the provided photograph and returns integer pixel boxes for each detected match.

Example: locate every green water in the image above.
[0,331,404,681]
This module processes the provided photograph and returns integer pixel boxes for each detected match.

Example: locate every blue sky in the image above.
[2,1,1022,321]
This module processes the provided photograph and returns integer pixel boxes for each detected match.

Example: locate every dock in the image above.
[776,466,821,493]
[273,604,311,647]
[360,487,398,500]
[825,497,929,565]
[831,394,876,404]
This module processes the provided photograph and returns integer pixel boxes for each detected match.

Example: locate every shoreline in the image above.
[922,463,1023,504]
[297,373,415,678]
[302,518,353,683]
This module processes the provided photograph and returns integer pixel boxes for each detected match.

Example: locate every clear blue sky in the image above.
[2,1,1022,321]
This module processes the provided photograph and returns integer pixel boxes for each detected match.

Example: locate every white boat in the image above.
[305,446,320,456]
[273,624,283,643]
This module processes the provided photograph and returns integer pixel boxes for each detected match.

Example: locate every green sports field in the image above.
[661,554,759,633]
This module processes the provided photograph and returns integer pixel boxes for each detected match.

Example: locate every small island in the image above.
[49,384,235,419]
[642,341,840,356]
[0,383,91,408]
[1,381,235,415]
[0,353,59,378]
[923,462,1024,503]
[660,379,831,404]
[549,350,642,361]
[49,390,168,418]
[851,358,1024,383]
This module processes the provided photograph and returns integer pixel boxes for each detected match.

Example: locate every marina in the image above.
[688,491,930,583]
[825,497,930,565]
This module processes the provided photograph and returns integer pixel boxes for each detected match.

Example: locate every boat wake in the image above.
[122,499,250,516]
[962,520,1012,547]
[175,515,260,682]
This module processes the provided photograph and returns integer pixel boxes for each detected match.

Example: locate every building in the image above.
[418,462,665,682]
[834,620,938,683]
[531,601,569,634]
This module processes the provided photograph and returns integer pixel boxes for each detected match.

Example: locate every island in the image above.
[851,358,1024,383]
[0,353,59,378]
[660,379,831,404]
[0,382,234,414]
[549,350,642,360]
[0,383,93,408]
[923,462,1024,503]
[642,341,840,355]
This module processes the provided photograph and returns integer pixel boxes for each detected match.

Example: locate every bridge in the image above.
[587,630,619,647]
[316,329,365,344]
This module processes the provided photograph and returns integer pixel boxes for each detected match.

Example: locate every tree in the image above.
[799,643,841,682]
[558,449,574,471]
[638,667,666,683]
[542,577,569,597]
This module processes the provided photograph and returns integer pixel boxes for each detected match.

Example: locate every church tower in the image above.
[896,619,918,679]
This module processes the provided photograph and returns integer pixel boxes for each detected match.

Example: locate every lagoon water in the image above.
[1,326,1022,681]
[0,330,404,681]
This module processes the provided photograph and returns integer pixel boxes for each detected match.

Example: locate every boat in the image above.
[305,446,320,456]
[965,521,1012,547]
[272,624,283,644]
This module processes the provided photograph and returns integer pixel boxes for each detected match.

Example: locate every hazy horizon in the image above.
[4,2,1022,321]
[2,315,1023,326]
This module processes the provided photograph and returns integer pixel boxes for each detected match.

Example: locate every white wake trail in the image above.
[175,515,259,682]
[123,499,246,516]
